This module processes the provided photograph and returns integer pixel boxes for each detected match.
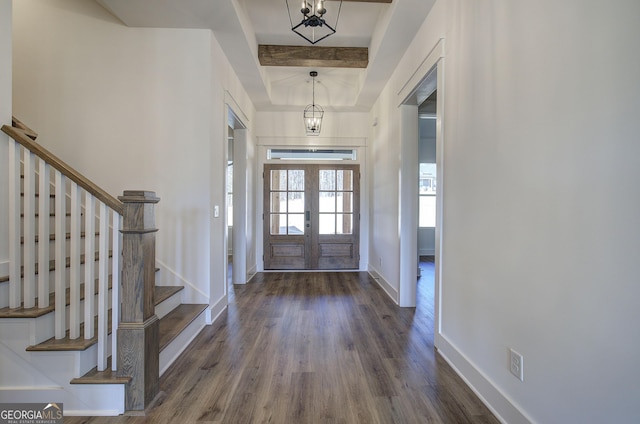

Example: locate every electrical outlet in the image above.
[214,205,220,218]
[509,348,524,381]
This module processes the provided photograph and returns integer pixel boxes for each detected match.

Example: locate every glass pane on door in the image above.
[288,192,304,213]
[319,170,336,190]
[268,169,305,235]
[318,169,354,235]
[271,170,287,191]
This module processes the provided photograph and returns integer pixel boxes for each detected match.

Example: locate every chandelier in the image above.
[286,0,343,45]
[304,71,323,136]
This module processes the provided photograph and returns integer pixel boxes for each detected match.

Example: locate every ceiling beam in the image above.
[258,45,368,68]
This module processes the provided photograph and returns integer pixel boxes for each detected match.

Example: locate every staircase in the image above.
[0,118,207,415]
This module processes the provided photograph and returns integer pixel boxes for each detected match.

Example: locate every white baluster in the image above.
[97,202,109,371]
[69,182,82,339]
[23,151,36,308]
[111,211,121,371]
[54,171,67,339]
[84,194,95,339]
[38,160,50,308]
[8,141,21,308]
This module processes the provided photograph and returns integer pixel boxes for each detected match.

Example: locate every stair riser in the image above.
[0,306,115,387]
[0,335,124,415]
[155,289,183,320]
[0,313,55,347]
[0,293,113,343]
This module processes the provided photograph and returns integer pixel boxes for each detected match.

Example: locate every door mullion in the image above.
[306,165,316,269]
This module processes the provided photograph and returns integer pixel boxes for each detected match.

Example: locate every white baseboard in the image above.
[367,266,398,304]
[246,264,257,282]
[205,294,228,325]
[437,335,533,424]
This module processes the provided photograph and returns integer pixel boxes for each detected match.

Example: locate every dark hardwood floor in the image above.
[67,264,498,423]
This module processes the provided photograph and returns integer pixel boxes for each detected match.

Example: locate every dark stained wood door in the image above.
[264,164,360,270]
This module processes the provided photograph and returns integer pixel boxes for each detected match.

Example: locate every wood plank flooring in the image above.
[66,268,499,423]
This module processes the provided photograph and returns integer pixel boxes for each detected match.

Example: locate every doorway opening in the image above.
[418,89,437,276]
[417,90,437,317]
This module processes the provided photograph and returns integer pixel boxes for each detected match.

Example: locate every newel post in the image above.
[117,190,160,411]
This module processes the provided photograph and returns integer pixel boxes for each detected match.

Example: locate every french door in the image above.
[263,164,360,270]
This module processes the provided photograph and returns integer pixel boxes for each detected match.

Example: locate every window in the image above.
[268,148,356,161]
[419,163,436,227]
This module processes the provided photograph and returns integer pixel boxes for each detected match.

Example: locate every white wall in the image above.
[372,0,640,423]
[256,110,369,141]
[0,0,11,279]
[245,129,256,277]
[368,84,401,297]
[12,0,255,314]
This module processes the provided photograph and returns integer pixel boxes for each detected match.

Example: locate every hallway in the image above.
[68,270,498,423]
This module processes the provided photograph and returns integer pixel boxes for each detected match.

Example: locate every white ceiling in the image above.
[96,0,436,112]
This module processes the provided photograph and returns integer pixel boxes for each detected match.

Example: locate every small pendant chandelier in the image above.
[304,71,323,136]
[286,0,343,45]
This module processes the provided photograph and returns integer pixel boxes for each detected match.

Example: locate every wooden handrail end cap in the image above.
[119,191,160,204]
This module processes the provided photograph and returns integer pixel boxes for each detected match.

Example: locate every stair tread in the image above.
[70,357,131,385]
[20,231,101,244]
[26,310,112,351]
[69,300,198,385]
[0,282,177,318]
[0,276,113,318]
[155,285,184,305]
[159,304,207,352]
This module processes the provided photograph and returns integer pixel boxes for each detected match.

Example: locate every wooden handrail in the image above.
[11,116,38,140]
[2,124,124,215]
